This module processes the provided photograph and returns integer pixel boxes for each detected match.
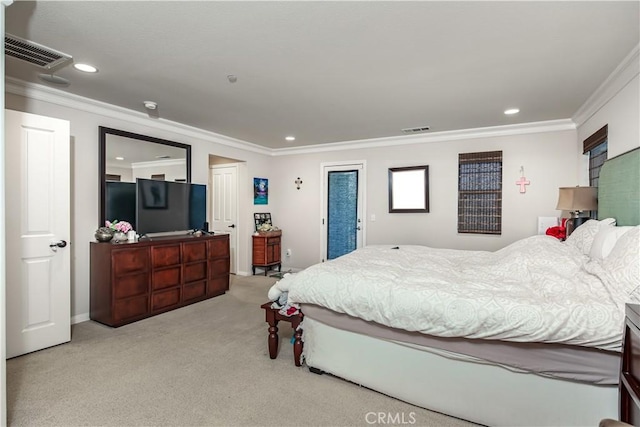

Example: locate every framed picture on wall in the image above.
[254,213,272,231]
[254,177,268,205]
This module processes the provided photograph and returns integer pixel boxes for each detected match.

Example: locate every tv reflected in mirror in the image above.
[105,181,136,229]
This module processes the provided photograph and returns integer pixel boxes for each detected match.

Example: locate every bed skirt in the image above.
[302,316,618,427]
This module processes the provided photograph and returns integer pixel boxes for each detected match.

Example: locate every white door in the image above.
[5,110,71,358]
[210,165,237,273]
[321,162,365,262]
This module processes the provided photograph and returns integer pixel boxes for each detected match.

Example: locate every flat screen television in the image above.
[105,181,137,229]
[136,178,207,235]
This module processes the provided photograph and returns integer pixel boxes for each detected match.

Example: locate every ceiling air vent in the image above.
[401,126,431,134]
[5,33,72,70]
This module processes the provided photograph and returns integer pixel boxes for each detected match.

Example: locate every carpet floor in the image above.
[6,275,477,427]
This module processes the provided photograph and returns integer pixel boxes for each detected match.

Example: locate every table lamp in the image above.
[556,186,598,236]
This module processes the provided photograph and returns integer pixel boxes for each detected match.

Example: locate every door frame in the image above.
[319,160,367,263]
[209,163,239,275]
[1,2,10,421]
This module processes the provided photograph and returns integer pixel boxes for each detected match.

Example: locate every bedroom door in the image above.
[321,162,365,262]
[5,109,71,358]
[210,164,238,273]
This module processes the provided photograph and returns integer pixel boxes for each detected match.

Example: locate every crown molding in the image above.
[6,76,577,159]
[272,119,576,156]
[572,43,640,128]
[131,158,186,169]
[4,77,271,156]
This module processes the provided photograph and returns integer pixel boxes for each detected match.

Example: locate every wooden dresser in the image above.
[252,230,282,275]
[621,303,640,424]
[90,233,229,327]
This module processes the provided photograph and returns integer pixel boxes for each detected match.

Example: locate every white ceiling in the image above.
[5,1,639,149]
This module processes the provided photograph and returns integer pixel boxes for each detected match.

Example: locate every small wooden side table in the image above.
[260,302,303,366]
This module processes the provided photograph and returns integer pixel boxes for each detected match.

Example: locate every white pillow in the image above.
[590,225,635,260]
[602,226,640,295]
[565,218,617,255]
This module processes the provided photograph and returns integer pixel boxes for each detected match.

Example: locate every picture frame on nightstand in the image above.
[254,212,272,231]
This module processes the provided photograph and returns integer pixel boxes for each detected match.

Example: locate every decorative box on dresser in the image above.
[90,233,230,327]
[252,230,282,275]
[621,303,640,424]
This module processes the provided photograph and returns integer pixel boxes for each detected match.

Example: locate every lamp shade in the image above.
[556,186,598,212]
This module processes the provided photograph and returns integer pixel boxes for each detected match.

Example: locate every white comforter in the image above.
[273,236,628,351]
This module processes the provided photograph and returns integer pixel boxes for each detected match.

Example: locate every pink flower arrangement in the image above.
[106,220,133,234]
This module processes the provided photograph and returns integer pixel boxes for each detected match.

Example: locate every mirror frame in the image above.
[388,165,429,213]
[98,126,192,227]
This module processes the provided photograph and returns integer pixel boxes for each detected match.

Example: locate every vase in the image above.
[113,231,127,242]
[95,227,114,242]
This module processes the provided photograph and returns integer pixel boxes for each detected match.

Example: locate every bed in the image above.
[269,147,640,427]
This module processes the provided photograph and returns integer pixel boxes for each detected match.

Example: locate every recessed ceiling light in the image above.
[285,136,296,141]
[73,63,98,73]
[115,156,124,161]
[504,108,520,115]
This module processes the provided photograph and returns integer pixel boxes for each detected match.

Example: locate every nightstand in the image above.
[620,303,640,424]
[252,230,282,275]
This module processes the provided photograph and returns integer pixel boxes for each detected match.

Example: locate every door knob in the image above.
[49,240,67,251]
[228,224,236,228]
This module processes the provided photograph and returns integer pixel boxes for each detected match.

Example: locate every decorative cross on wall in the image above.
[516,166,530,193]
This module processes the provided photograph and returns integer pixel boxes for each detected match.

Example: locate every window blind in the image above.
[458,151,503,235]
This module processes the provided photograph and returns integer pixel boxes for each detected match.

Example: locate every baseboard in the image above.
[72,312,90,325]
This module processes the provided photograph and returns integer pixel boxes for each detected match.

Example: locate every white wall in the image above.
[577,73,639,172]
[132,161,185,182]
[5,91,273,321]
[270,129,578,270]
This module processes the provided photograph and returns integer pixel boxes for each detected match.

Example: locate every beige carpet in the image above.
[6,275,477,427]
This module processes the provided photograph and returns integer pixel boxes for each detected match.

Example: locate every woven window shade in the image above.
[583,125,607,154]
[458,151,503,235]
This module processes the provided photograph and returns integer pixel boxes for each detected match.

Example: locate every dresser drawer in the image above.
[183,281,206,302]
[184,262,207,283]
[210,258,230,277]
[152,288,181,311]
[113,273,149,299]
[152,244,180,268]
[183,241,207,263]
[209,237,230,258]
[112,248,149,275]
[113,296,148,322]
[208,277,229,295]
[152,267,181,290]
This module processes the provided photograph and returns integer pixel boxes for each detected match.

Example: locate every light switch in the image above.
[371,214,376,222]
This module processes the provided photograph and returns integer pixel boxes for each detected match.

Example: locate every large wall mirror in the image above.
[99,126,192,227]
[388,165,429,213]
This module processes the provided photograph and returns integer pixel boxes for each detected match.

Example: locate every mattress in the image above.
[283,237,627,351]
[301,303,620,385]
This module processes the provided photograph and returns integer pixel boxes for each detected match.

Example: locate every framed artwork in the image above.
[254,213,272,231]
[140,179,168,209]
[254,177,268,205]
[388,165,429,213]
